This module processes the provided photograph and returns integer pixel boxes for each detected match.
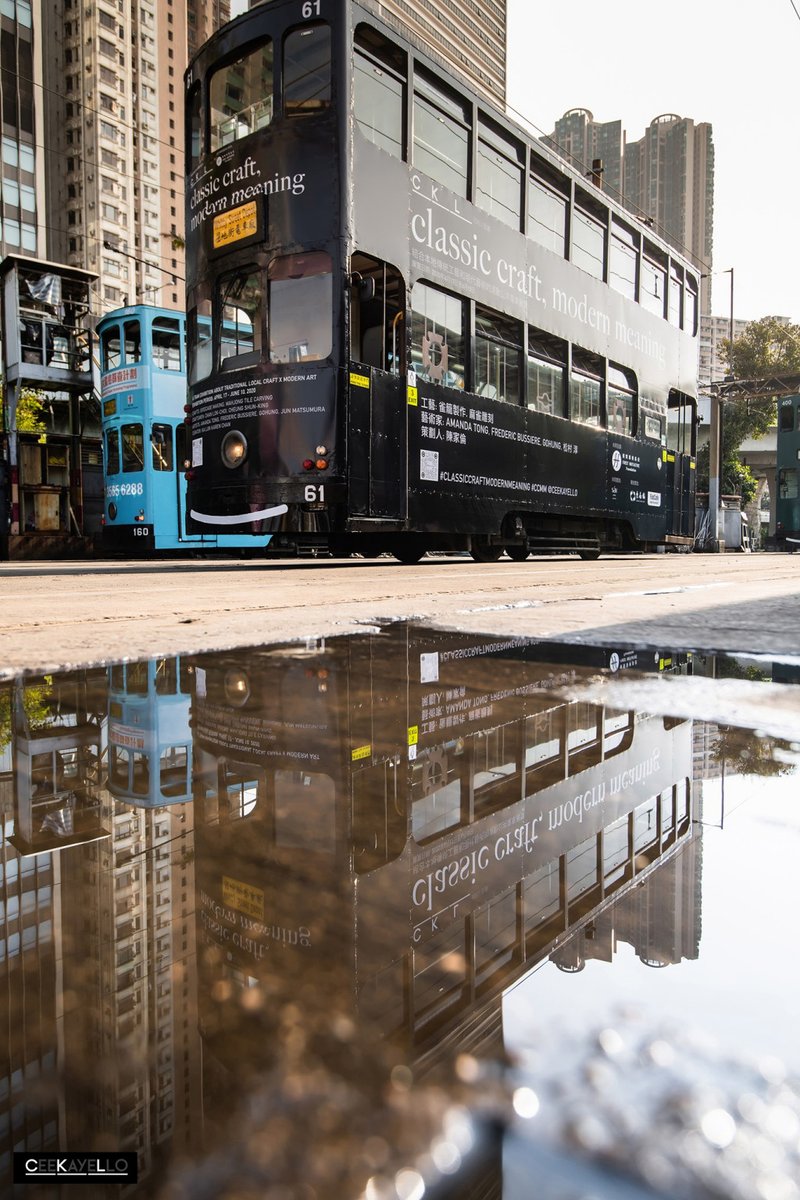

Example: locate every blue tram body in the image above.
[98,304,271,553]
[107,657,193,808]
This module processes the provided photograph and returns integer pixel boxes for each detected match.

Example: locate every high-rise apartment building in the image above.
[542,108,623,200]
[363,0,507,104]
[0,2,229,297]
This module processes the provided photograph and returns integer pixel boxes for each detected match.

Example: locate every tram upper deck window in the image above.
[779,403,795,432]
[284,23,331,115]
[411,280,465,391]
[121,423,144,472]
[570,350,602,427]
[101,324,121,370]
[188,295,212,384]
[609,219,638,300]
[607,364,636,437]
[527,330,566,416]
[413,68,470,198]
[209,39,273,151]
[188,82,202,168]
[572,204,606,281]
[528,166,568,256]
[268,252,332,363]
[152,318,181,371]
[685,276,699,335]
[124,320,141,364]
[105,427,120,475]
[219,269,263,366]
[477,116,523,231]
[354,25,405,158]
[641,248,667,318]
[668,264,683,327]
[475,305,522,403]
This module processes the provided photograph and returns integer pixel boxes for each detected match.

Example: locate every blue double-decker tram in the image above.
[98,304,271,554]
[107,656,193,808]
[776,395,800,549]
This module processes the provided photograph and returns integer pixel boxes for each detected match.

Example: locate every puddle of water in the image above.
[0,628,798,1199]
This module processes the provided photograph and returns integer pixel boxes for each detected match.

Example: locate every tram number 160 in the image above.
[133,526,151,537]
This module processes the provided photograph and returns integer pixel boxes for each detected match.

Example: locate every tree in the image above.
[697,316,800,504]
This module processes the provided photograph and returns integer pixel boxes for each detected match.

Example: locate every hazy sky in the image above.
[506,0,800,325]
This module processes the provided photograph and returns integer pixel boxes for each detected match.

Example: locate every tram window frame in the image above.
[474,304,522,404]
[685,275,699,335]
[354,24,406,159]
[187,80,202,169]
[571,200,606,282]
[668,263,683,327]
[283,22,331,116]
[779,403,795,432]
[151,423,174,472]
[121,422,144,473]
[100,323,121,370]
[209,37,274,152]
[526,330,566,416]
[105,426,120,475]
[124,319,141,365]
[641,246,667,319]
[152,318,182,371]
[569,349,603,427]
[667,390,696,456]
[218,267,263,369]
[476,114,524,231]
[268,251,333,364]
[609,218,638,301]
[412,66,471,199]
[528,164,568,256]
[187,294,213,385]
[607,364,637,438]
[411,279,466,392]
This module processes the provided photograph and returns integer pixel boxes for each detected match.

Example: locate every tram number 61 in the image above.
[301,0,321,16]
[304,484,325,503]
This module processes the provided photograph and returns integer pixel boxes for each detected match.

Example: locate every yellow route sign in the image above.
[213,201,258,249]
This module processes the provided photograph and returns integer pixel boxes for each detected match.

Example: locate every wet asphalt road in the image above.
[1,551,799,675]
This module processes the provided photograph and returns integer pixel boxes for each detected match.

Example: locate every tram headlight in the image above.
[108,502,117,521]
[223,668,250,707]
[221,429,248,468]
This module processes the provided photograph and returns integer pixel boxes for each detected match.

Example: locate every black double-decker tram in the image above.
[184,0,699,562]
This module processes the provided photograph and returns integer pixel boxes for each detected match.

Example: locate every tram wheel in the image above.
[393,544,426,564]
[470,541,503,563]
[578,550,601,561]
[506,544,530,562]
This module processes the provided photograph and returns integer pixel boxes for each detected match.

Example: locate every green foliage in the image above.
[15,387,48,434]
[720,315,800,380]
[0,680,55,752]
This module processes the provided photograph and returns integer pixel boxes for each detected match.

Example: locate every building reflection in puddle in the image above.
[0,629,795,1197]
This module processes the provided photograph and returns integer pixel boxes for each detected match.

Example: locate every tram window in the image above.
[524,861,561,938]
[779,404,795,432]
[152,318,181,371]
[284,23,330,115]
[268,252,332,363]
[667,391,696,456]
[685,276,699,335]
[528,171,568,256]
[188,81,202,168]
[121,423,144,472]
[131,751,149,797]
[474,305,522,403]
[779,468,798,500]
[411,280,465,391]
[607,364,636,437]
[644,414,663,442]
[160,746,188,798]
[349,253,405,374]
[127,661,149,694]
[209,38,273,150]
[571,206,606,281]
[668,264,682,327]
[569,351,602,427]
[354,25,405,158]
[477,116,523,231]
[101,324,121,370]
[219,269,263,365]
[609,219,638,300]
[641,251,667,318]
[188,297,212,384]
[413,69,470,198]
[527,330,566,416]
[566,835,598,903]
[124,320,141,364]
[151,425,174,472]
[105,427,120,475]
[154,656,178,693]
[110,746,129,789]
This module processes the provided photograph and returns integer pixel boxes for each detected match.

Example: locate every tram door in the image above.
[665,392,697,538]
[348,258,406,519]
